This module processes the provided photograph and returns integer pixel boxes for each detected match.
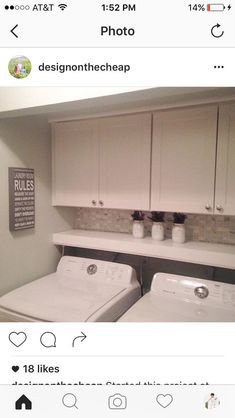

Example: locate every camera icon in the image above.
[108,393,127,410]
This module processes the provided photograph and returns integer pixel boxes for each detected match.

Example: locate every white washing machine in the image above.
[119,273,235,322]
[0,256,141,322]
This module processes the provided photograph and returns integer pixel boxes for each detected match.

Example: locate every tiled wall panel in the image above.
[75,208,235,245]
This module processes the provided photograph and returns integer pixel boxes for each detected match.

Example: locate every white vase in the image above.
[152,222,164,241]
[132,220,145,238]
[172,223,186,244]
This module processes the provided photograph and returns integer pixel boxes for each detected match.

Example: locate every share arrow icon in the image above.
[72,332,87,347]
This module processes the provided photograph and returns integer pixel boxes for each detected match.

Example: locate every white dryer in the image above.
[119,273,235,322]
[0,256,141,322]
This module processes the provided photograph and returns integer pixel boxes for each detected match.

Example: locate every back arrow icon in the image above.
[11,24,18,38]
[211,24,224,38]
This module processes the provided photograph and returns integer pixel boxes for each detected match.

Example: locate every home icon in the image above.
[15,395,32,410]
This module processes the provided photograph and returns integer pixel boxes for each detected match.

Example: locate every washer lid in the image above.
[119,292,235,322]
[120,273,235,322]
[0,273,127,321]
[151,273,235,309]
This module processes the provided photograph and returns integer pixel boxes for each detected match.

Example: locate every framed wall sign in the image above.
[9,167,35,231]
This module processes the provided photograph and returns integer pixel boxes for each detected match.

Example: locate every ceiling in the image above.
[1,87,235,120]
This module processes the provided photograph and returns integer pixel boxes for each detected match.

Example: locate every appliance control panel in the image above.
[57,256,137,285]
[151,273,235,308]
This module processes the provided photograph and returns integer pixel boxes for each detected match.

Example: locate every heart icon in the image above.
[156,394,173,408]
[12,366,20,373]
[9,332,27,347]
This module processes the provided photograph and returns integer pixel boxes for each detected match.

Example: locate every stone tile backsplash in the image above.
[75,208,235,245]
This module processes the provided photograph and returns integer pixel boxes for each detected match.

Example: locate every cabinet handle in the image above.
[216,205,223,212]
[205,204,211,211]
[99,200,104,207]
[92,200,97,206]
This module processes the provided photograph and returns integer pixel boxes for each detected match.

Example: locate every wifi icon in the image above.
[58,3,67,11]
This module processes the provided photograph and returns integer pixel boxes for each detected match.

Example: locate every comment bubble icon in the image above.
[40,332,56,348]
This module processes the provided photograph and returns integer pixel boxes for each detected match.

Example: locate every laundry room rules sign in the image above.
[9,168,35,231]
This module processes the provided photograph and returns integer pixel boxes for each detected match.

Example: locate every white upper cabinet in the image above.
[215,103,235,215]
[151,106,218,214]
[52,103,235,214]
[52,120,99,207]
[52,114,152,210]
[99,114,151,210]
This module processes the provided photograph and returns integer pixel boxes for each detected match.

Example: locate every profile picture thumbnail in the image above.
[204,393,220,409]
[8,55,32,79]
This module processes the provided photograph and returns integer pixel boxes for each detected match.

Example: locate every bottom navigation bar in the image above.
[2,385,234,417]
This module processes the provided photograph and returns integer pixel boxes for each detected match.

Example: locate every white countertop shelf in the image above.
[53,229,235,270]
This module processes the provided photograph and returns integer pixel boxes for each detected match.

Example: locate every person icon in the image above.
[205,393,220,409]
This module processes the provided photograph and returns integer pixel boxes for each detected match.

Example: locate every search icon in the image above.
[62,393,78,409]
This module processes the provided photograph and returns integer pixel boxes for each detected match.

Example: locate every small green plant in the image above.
[148,211,165,222]
[173,213,187,224]
[131,211,145,221]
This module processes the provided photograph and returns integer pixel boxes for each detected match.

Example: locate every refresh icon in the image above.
[211,23,224,38]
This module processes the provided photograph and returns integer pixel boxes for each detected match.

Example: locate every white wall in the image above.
[0,87,140,113]
[0,115,75,296]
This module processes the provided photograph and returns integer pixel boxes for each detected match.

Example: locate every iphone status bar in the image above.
[0,0,235,47]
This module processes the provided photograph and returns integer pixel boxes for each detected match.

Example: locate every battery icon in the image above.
[207,4,225,11]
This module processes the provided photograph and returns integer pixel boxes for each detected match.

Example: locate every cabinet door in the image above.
[99,114,151,210]
[52,120,99,207]
[215,104,235,215]
[151,106,218,213]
